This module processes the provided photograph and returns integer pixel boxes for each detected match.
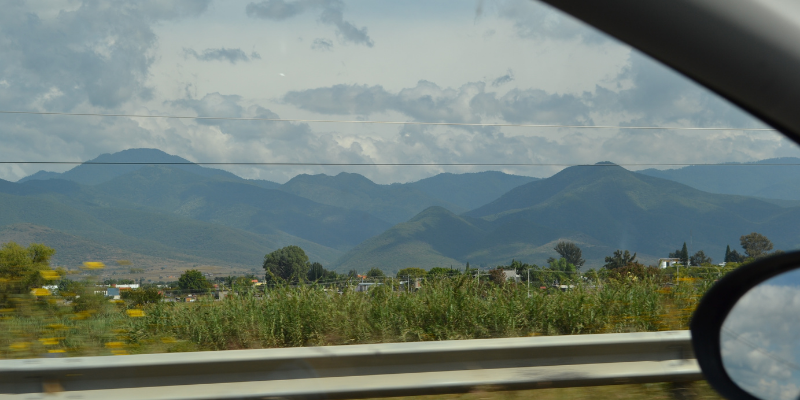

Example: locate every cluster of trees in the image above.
[263,245,344,284]
[0,242,62,308]
[603,232,779,271]
[255,233,782,290]
[725,232,778,262]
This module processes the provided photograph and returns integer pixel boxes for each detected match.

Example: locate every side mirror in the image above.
[692,252,800,400]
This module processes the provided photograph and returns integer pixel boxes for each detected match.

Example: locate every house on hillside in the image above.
[658,258,681,269]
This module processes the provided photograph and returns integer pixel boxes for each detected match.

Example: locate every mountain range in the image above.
[7,149,537,278]
[10,148,800,278]
[637,157,800,201]
[335,164,800,273]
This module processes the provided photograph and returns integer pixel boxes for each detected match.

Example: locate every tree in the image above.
[0,242,59,306]
[554,242,585,268]
[606,262,662,282]
[668,242,689,265]
[603,250,637,269]
[690,250,713,266]
[177,270,211,292]
[547,257,577,284]
[488,268,506,285]
[428,267,461,278]
[307,262,327,281]
[724,245,731,263]
[366,268,386,279]
[680,242,688,265]
[725,247,745,263]
[549,257,576,273]
[396,267,427,278]
[262,245,310,283]
[121,286,163,306]
[740,232,773,258]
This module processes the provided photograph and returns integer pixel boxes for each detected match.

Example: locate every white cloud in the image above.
[246,0,373,47]
[183,47,260,63]
[311,38,334,51]
[0,0,797,186]
[721,270,800,400]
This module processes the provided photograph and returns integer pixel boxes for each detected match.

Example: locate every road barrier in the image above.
[0,330,701,400]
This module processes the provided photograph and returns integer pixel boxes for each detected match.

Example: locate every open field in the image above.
[0,272,724,399]
[0,273,713,357]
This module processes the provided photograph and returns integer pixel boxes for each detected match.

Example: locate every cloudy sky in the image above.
[1,0,798,184]
[722,269,800,400]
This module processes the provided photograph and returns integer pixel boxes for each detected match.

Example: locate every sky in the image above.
[1,0,799,184]
[721,269,800,400]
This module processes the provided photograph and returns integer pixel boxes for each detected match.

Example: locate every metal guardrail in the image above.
[0,330,701,400]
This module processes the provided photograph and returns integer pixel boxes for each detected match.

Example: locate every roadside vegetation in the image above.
[0,233,779,358]
[0,238,758,359]
[3,237,776,399]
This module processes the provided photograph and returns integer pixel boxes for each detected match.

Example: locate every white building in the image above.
[658,258,681,269]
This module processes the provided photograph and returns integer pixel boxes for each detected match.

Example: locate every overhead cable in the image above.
[2,161,800,167]
[0,110,777,132]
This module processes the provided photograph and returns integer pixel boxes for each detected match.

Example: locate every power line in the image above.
[0,110,777,132]
[2,161,800,167]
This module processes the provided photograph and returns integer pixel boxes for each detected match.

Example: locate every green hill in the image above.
[95,166,391,250]
[404,171,538,211]
[0,184,343,269]
[280,172,465,224]
[334,206,609,274]
[338,164,800,272]
[468,164,800,263]
[333,207,482,273]
[19,148,279,187]
[279,171,538,224]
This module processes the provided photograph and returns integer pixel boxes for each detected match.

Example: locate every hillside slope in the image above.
[280,172,465,224]
[404,171,538,211]
[338,164,800,272]
[19,148,280,187]
[0,182,342,268]
[95,166,391,250]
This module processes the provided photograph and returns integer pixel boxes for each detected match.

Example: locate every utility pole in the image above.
[527,269,530,298]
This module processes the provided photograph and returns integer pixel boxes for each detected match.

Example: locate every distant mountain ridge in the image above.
[337,163,800,273]
[20,148,800,277]
[279,172,536,224]
[403,171,538,210]
[19,148,255,186]
[20,149,540,226]
[637,157,800,200]
[8,148,541,277]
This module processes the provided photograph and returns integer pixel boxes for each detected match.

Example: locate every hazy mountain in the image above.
[280,172,465,224]
[403,171,538,210]
[333,206,610,274]
[18,148,532,225]
[338,164,800,273]
[637,157,800,200]
[18,148,280,187]
[95,166,392,250]
[468,164,800,263]
[0,179,343,268]
[333,207,480,273]
[279,171,538,224]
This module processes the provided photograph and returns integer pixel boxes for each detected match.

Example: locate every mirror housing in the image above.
[691,251,800,400]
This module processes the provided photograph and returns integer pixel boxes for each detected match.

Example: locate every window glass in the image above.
[1,0,798,384]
